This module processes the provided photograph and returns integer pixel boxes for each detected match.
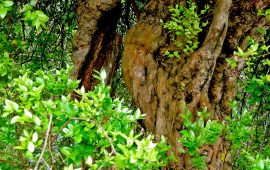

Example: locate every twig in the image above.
[49,121,54,169]
[51,118,72,143]
[41,157,51,170]
[51,118,85,142]
[99,124,117,156]
[91,120,118,170]
[57,152,66,166]
[51,117,117,170]
[0,159,29,168]
[89,120,117,156]
[34,114,53,170]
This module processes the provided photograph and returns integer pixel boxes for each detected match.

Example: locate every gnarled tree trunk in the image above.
[122,0,270,169]
[72,0,270,169]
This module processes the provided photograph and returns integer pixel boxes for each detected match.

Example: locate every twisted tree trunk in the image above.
[72,0,270,169]
[122,0,270,169]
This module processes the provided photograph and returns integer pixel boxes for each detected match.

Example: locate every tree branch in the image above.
[51,117,85,142]
[95,122,118,156]
[202,0,232,54]
[131,0,140,20]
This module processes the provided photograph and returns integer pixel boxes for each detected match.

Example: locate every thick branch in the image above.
[202,0,232,54]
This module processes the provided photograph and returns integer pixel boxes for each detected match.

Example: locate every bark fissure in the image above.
[71,0,121,91]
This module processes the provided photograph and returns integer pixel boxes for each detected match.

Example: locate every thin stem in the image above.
[51,117,85,142]
[49,121,54,169]
[97,123,117,156]
[92,120,117,170]
[41,157,51,170]
[34,114,53,170]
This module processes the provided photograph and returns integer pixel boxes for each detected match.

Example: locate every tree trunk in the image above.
[122,0,270,169]
[72,0,270,169]
[71,0,122,91]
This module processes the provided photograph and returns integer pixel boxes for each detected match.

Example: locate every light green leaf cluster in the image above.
[226,101,253,149]
[0,0,13,19]
[0,52,14,89]
[0,65,170,169]
[0,0,48,30]
[163,1,209,58]
[179,105,224,169]
[21,4,49,30]
[246,154,270,170]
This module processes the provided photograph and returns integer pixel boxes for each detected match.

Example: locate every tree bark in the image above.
[122,0,270,169]
[71,0,121,90]
[72,0,270,169]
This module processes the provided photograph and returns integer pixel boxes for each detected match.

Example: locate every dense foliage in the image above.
[0,0,269,169]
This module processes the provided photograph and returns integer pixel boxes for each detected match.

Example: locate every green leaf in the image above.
[27,141,35,152]
[19,85,28,92]
[61,147,72,157]
[2,1,14,7]
[234,47,246,58]
[226,58,237,69]
[130,154,137,163]
[4,99,19,112]
[258,159,264,169]
[117,144,130,157]
[0,6,8,19]
[25,151,33,159]
[85,156,93,166]
[266,75,270,82]
[23,130,30,137]
[74,134,82,143]
[33,115,41,126]
[249,43,259,53]
[257,28,267,35]
[24,109,33,118]
[30,0,37,6]
[100,68,107,82]
[36,10,48,22]
[32,132,38,143]
[32,17,41,29]
[64,164,74,170]
[10,116,20,124]
[14,146,25,150]
[63,128,72,137]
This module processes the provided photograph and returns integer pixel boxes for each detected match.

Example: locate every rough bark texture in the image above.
[71,0,121,90]
[72,0,270,169]
[122,0,270,169]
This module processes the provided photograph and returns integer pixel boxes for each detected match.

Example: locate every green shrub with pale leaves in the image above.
[0,66,170,169]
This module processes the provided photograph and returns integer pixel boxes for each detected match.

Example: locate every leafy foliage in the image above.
[0,0,76,70]
[1,1,270,169]
[0,0,13,18]
[0,65,170,169]
[232,20,270,169]
[179,105,223,169]
[163,0,209,57]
